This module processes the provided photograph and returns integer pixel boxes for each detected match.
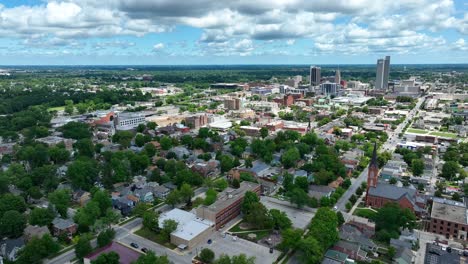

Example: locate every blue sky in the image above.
[0,0,467,65]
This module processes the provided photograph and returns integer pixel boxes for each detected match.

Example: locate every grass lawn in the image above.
[48,106,65,112]
[353,208,378,221]
[429,131,458,138]
[406,128,428,134]
[134,227,177,250]
[237,229,271,242]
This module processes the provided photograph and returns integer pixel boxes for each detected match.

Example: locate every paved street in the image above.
[335,96,426,212]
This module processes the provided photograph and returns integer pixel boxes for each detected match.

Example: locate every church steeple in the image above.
[367,142,379,190]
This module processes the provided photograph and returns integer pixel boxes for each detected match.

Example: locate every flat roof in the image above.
[159,208,213,241]
[431,200,467,225]
[202,181,260,214]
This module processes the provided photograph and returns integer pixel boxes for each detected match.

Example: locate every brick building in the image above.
[196,182,261,229]
[185,114,208,129]
[428,198,468,240]
[365,143,425,215]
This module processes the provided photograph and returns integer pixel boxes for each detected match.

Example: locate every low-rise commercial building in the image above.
[159,208,214,249]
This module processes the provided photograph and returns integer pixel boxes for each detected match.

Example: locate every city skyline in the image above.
[0,0,467,65]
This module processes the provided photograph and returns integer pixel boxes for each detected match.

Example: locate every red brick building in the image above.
[196,182,261,229]
[365,143,425,215]
[428,198,468,240]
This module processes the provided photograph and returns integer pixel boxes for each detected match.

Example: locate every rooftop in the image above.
[431,199,467,225]
[159,208,213,241]
[201,181,260,214]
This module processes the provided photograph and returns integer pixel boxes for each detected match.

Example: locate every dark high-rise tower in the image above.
[310,66,321,86]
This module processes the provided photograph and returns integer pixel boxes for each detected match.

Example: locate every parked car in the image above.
[269,248,274,254]
[130,243,139,248]
[141,247,148,253]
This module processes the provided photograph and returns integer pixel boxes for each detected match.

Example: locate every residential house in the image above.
[133,186,154,203]
[322,250,348,264]
[0,238,25,261]
[72,190,91,207]
[191,159,221,178]
[153,185,170,199]
[170,146,190,159]
[394,247,414,264]
[112,196,135,216]
[332,240,367,261]
[258,178,276,195]
[308,185,335,200]
[339,224,377,252]
[23,225,50,241]
[52,218,77,237]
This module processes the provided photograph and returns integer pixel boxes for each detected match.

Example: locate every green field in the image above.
[406,128,428,134]
[406,128,459,139]
[134,227,177,249]
[353,208,378,220]
[429,131,458,138]
[47,106,65,112]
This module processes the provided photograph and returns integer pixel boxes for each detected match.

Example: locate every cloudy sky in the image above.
[0,0,467,65]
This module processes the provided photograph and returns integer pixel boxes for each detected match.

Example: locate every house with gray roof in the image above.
[332,240,367,261]
[308,185,335,200]
[0,238,25,261]
[52,218,77,237]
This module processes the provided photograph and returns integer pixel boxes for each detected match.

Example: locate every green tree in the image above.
[375,203,416,243]
[281,147,300,169]
[162,219,178,240]
[0,210,26,238]
[0,193,27,216]
[288,187,309,209]
[29,207,55,226]
[166,190,181,208]
[159,136,173,150]
[49,147,70,164]
[91,252,119,264]
[64,100,74,115]
[112,131,134,148]
[260,127,269,139]
[75,234,93,259]
[199,248,215,263]
[452,192,461,202]
[60,121,92,139]
[75,138,95,157]
[441,161,460,180]
[92,190,112,216]
[204,188,218,206]
[133,251,170,264]
[294,176,309,192]
[337,211,345,227]
[270,209,292,230]
[282,173,294,192]
[67,157,99,190]
[48,189,71,218]
[298,236,323,264]
[279,228,303,251]
[241,191,260,215]
[179,183,194,206]
[411,159,425,176]
[308,208,339,250]
[97,228,116,248]
[16,234,60,264]
[143,211,159,231]
[387,246,396,260]
[244,202,271,229]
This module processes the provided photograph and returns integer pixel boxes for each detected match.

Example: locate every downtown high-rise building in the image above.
[310,66,321,86]
[334,69,341,85]
[375,56,390,90]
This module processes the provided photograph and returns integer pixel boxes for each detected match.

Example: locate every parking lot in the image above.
[261,196,316,229]
[199,231,281,264]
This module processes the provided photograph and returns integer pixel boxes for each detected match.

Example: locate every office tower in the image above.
[375,59,385,90]
[375,56,390,90]
[310,66,321,86]
[334,69,341,85]
[383,56,390,89]
[320,82,339,96]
